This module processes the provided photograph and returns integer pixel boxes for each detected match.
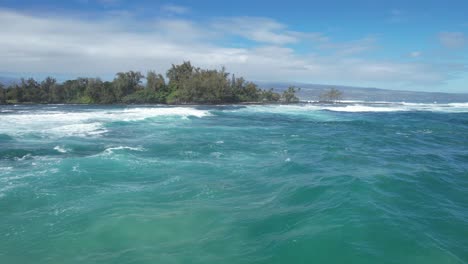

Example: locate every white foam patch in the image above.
[223,105,338,122]
[14,154,33,161]
[102,146,145,155]
[234,104,320,113]
[118,107,210,120]
[447,102,468,107]
[0,107,210,139]
[322,102,468,113]
[237,102,468,114]
[106,146,145,151]
[323,105,406,112]
[0,167,13,177]
[210,152,223,159]
[48,123,107,137]
[53,146,68,153]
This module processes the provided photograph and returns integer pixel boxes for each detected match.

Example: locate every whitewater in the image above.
[1,103,467,263]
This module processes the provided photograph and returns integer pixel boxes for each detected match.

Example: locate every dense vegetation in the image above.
[0,62,299,105]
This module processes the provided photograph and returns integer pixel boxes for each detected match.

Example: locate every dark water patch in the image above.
[0,149,45,160]
[0,133,14,142]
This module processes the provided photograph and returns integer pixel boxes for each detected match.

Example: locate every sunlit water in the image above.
[1,103,467,263]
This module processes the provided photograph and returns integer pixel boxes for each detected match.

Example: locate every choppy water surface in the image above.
[1,103,467,263]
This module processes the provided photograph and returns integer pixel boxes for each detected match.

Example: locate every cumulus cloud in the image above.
[0,8,463,91]
[438,32,466,49]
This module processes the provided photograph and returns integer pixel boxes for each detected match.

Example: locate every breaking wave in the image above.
[0,107,211,139]
[235,102,468,114]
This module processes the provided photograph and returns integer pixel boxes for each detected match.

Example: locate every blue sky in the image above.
[0,0,467,92]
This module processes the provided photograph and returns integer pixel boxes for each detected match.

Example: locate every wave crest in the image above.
[0,107,210,139]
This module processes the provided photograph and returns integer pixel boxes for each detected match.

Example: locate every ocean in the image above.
[1,103,467,263]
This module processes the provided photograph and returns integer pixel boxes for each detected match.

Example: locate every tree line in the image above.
[0,61,299,105]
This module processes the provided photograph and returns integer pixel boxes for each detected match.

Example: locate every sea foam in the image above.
[239,102,468,113]
[53,146,68,153]
[320,102,468,113]
[0,107,210,139]
[104,146,145,153]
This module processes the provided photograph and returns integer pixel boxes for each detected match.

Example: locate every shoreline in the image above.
[0,101,348,106]
[3,101,467,107]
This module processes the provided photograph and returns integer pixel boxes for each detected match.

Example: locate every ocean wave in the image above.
[48,122,108,137]
[101,146,146,155]
[447,102,468,107]
[322,105,406,112]
[225,104,342,121]
[14,153,33,161]
[321,102,468,113]
[118,107,211,120]
[237,102,468,113]
[0,166,13,171]
[105,146,145,152]
[0,107,210,139]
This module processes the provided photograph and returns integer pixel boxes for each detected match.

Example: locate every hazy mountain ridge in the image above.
[259,82,468,103]
[0,76,19,86]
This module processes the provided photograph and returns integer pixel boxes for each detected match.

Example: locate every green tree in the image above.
[282,86,300,103]
[100,81,117,104]
[62,78,88,102]
[41,77,56,103]
[113,71,144,101]
[320,88,343,102]
[85,78,104,103]
[21,78,41,103]
[146,71,166,93]
[184,67,230,103]
[7,84,23,103]
[49,83,65,103]
[145,71,167,103]
[261,88,281,102]
[0,83,5,104]
[167,61,194,89]
[242,82,261,102]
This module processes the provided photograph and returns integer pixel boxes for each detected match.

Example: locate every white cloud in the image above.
[97,0,120,4]
[318,37,377,56]
[161,4,190,15]
[387,9,407,23]
[409,51,422,58]
[77,0,121,6]
[0,9,464,91]
[212,17,301,45]
[438,32,466,49]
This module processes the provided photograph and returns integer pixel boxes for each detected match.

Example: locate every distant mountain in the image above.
[258,82,468,103]
[0,76,19,86]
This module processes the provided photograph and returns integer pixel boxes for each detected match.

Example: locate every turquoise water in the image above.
[1,103,467,264]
